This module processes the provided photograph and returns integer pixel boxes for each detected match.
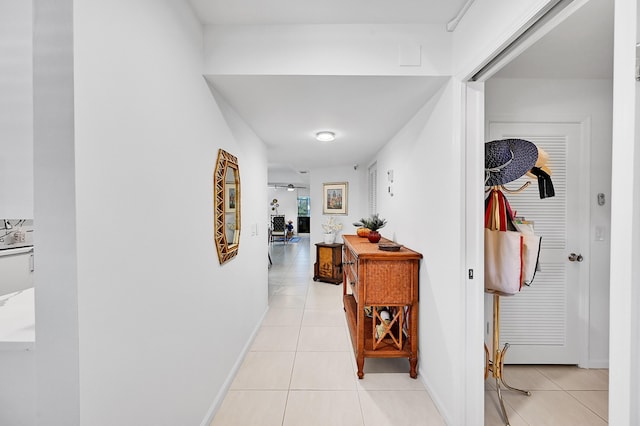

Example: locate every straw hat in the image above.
[526,147,551,178]
[485,139,538,186]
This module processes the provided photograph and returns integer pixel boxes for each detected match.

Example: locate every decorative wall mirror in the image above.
[214,149,240,264]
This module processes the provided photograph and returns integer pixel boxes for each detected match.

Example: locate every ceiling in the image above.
[192,0,613,187]
[206,75,447,179]
[493,0,613,79]
[193,0,468,187]
[190,0,469,25]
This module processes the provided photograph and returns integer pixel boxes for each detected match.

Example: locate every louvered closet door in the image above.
[488,121,586,364]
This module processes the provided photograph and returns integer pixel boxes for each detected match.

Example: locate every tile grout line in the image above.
[564,389,609,423]
[285,272,308,425]
[269,237,308,426]
[282,245,316,425]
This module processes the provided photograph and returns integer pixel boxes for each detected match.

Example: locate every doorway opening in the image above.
[471,0,613,422]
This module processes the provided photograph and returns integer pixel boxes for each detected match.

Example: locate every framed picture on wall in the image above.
[322,182,348,215]
[225,184,237,213]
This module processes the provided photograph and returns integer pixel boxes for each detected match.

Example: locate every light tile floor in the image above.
[485,365,609,425]
[212,236,609,425]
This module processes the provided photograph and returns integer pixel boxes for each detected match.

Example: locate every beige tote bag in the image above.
[484,228,523,296]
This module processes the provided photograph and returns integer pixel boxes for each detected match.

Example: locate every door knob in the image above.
[568,253,583,262]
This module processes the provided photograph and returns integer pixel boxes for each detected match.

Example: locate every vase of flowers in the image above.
[353,214,386,243]
[321,217,343,244]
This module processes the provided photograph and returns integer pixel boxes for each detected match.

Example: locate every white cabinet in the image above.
[0,247,34,296]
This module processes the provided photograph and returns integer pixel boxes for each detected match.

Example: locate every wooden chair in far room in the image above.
[270,215,286,243]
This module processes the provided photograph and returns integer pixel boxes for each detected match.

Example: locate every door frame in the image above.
[463,81,486,425]
[486,114,592,367]
[609,1,639,423]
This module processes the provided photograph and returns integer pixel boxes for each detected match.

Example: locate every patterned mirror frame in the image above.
[214,149,240,264]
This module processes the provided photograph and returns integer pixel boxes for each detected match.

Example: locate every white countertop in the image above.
[0,288,35,345]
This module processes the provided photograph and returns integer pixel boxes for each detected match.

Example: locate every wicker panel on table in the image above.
[363,260,415,305]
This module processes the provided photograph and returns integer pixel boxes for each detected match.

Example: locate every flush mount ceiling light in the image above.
[315,131,335,142]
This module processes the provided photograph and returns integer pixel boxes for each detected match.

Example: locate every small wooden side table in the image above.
[313,242,343,284]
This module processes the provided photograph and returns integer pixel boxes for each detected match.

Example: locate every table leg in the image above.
[409,357,418,378]
[356,356,364,379]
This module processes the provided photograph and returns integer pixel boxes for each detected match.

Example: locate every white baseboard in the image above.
[419,366,454,426]
[583,359,609,369]
[199,305,269,426]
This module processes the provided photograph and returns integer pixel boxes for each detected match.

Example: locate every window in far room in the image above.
[297,196,311,233]
[297,196,310,217]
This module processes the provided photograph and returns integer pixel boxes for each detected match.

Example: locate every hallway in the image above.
[212,236,443,425]
[211,236,608,425]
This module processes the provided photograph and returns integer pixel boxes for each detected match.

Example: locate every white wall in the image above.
[0,3,36,423]
[609,0,639,423]
[0,0,33,218]
[368,79,465,424]
[486,77,613,366]
[267,187,299,232]
[33,0,269,424]
[634,6,640,420]
[204,24,452,76]
[309,165,367,247]
[33,1,80,423]
[210,85,271,244]
[634,72,640,426]
[453,0,557,78]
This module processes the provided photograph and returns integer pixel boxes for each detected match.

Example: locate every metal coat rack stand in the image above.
[485,186,531,426]
[485,294,531,425]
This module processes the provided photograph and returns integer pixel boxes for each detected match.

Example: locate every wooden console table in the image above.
[342,235,422,379]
